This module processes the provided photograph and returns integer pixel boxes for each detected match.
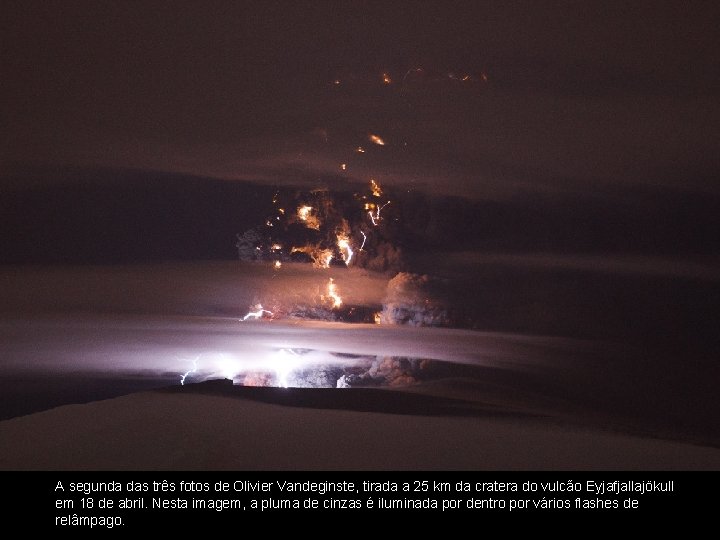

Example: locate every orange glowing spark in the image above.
[326,278,342,308]
[462,74,471,81]
[296,205,321,229]
[373,312,381,324]
[382,72,392,84]
[370,178,382,197]
[278,208,285,214]
[298,205,312,220]
[369,134,385,146]
[274,260,282,269]
[340,163,347,171]
[271,243,282,251]
[333,79,341,85]
[356,146,365,153]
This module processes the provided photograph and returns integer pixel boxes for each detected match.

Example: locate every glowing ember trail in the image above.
[370,178,382,197]
[369,134,385,146]
[326,278,342,308]
[241,304,273,321]
[336,234,354,265]
[322,251,334,268]
[359,230,367,250]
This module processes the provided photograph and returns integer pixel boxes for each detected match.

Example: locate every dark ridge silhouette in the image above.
[163,378,540,420]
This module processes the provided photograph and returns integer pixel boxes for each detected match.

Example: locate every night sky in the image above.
[2,1,720,261]
[1,1,720,463]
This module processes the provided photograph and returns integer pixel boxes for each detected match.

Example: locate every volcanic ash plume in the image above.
[380,273,451,327]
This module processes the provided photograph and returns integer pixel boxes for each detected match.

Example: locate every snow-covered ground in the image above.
[2,386,719,470]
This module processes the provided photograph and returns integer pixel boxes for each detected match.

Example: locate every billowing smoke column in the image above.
[227,65,491,387]
[228,178,459,388]
[236,180,403,273]
[380,273,451,327]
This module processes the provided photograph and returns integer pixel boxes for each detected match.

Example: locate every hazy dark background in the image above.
[3,1,719,201]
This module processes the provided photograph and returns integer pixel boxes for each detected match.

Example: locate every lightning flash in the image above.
[242,304,274,321]
[180,357,199,386]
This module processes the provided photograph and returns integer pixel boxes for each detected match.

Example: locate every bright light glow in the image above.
[274,348,302,388]
[215,354,239,381]
[337,234,354,266]
[274,260,282,269]
[298,205,312,220]
[382,72,392,84]
[370,178,382,197]
[356,146,366,153]
[340,163,347,171]
[271,244,282,251]
[359,230,367,250]
[369,134,385,146]
[296,205,321,230]
[242,304,273,321]
[325,278,342,308]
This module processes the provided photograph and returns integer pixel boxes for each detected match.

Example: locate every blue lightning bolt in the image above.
[180,357,199,386]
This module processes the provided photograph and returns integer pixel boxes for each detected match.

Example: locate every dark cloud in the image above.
[2,1,719,199]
